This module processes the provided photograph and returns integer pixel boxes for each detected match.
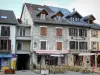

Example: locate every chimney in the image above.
[73,8,75,12]
[17,18,22,24]
[29,5,33,13]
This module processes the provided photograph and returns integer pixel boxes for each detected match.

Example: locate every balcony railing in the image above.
[17,49,30,52]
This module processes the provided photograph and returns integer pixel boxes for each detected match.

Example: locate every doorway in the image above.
[97,55,100,67]
[16,54,30,70]
[74,54,83,66]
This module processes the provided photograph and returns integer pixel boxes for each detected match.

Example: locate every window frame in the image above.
[79,29,87,37]
[93,42,97,50]
[40,40,47,50]
[17,42,22,50]
[1,26,10,36]
[70,41,78,49]
[69,28,78,36]
[40,14,46,20]
[19,27,26,36]
[79,42,87,50]
[93,30,96,37]
[0,40,8,50]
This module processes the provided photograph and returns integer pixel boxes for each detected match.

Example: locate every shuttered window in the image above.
[8,40,11,51]
[96,31,98,38]
[41,27,47,36]
[57,42,62,50]
[92,30,98,38]
[91,30,93,37]
[91,41,93,50]
[97,42,99,50]
[92,42,99,50]
[56,28,62,36]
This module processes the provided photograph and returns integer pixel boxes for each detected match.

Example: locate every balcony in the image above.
[16,26,31,40]
[16,41,30,54]
[16,50,30,54]
[16,36,31,40]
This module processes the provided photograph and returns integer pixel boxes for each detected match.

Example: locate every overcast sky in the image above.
[0,0,100,23]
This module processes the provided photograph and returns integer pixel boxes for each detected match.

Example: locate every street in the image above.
[0,70,100,75]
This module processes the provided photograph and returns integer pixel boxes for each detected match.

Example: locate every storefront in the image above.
[0,54,16,71]
[34,50,69,65]
[79,53,95,67]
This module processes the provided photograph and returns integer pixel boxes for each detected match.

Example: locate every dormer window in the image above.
[51,11,63,22]
[1,16,7,19]
[56,16,61,21]
[83,14,96,24]
[89,20,93,24]
[72,18,75,21]
[66,11,82,21]
[70,17,80,21]
[36,9,48,20]
[40,14,46,19]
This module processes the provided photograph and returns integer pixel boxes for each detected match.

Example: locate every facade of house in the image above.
[15,19,31,70]
[20,3,100,69]
[0,9,18,70]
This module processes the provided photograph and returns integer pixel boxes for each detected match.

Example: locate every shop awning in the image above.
[0,54,12,58]
[34,50,69,55]
[50,54,64,57]
[79,53,95,56]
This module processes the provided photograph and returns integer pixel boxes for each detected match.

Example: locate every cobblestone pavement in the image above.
[0,70,100,75]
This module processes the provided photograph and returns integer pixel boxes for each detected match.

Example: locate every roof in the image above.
[90,23,100,30]
[23,3,100,29]
[65,11,82,18]
[51,11,64,18]
[48,6,71,16]
[82,14,96,20]
[36,9,48,16]
[0,9,18,25]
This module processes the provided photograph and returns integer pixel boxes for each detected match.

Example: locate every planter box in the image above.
[41,70,49,75]
[4,69,15,74]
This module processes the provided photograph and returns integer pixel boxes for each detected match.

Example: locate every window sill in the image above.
[40,36,47,38]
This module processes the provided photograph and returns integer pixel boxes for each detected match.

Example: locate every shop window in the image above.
[2,58,10,66]
[61,56,65,64]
